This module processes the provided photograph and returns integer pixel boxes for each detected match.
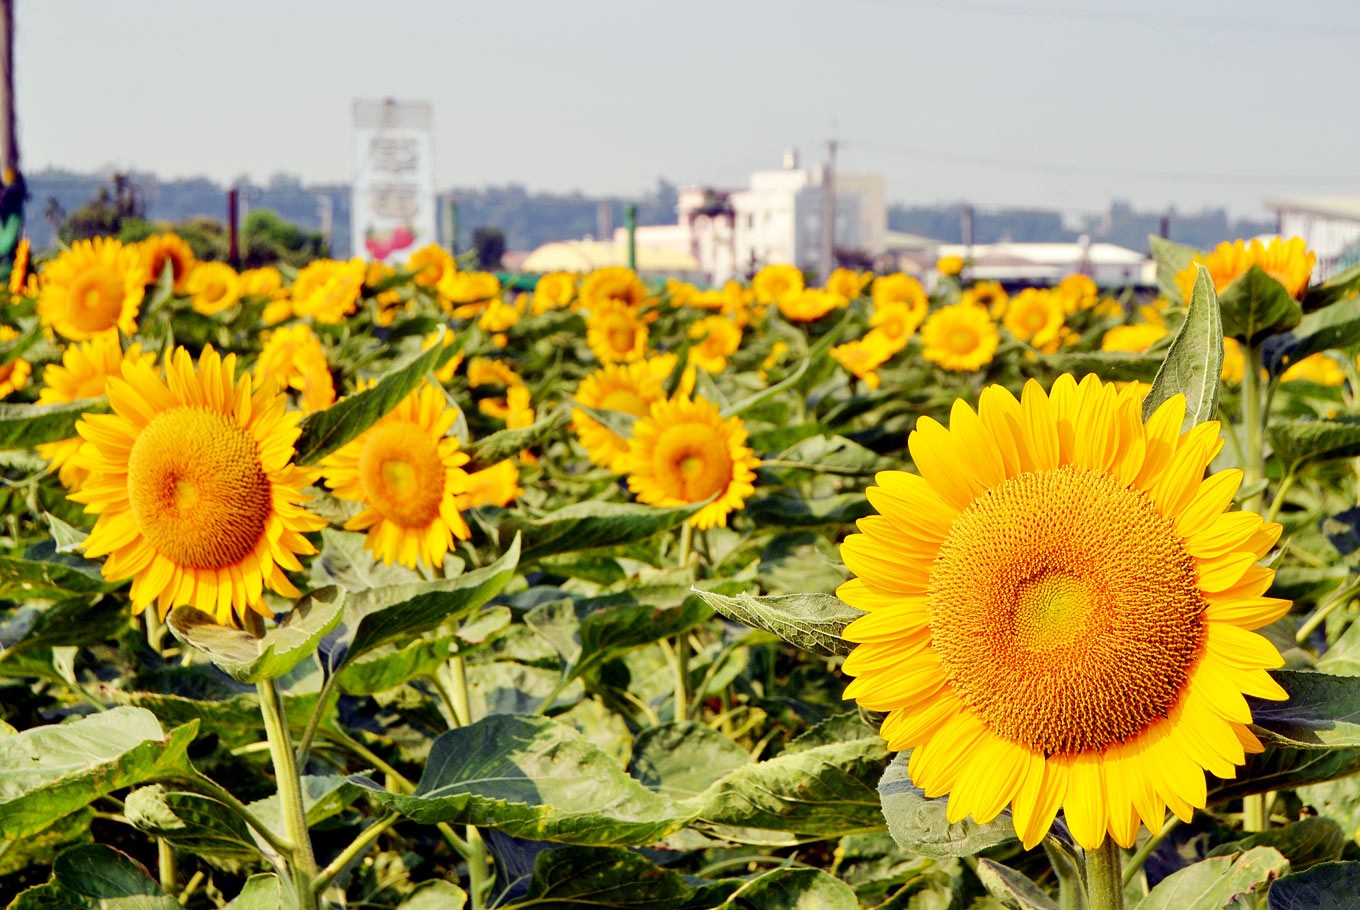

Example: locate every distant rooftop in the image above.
[1264,195,1360,222]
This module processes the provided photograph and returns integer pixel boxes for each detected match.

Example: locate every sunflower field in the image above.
[1,228,1360,909]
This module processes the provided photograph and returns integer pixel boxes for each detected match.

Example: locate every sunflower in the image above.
[256,324,335,413]
[1101,323,1168,355]
[438,270,501,319]
[408,243,456,289]
[571,354,675,471]
[322,382,471,569]
[532,271,578,314]
[240,266,284,299]
[752,264,804,306]
[456,459,523,510]
[478,295,524,333]
[37,331,156,488]
[920,304,999,372]
[69,346,325,625]
[186,261,242,316]
[292,258,366,323]
[830,335,894,390]
[625,394,759,530]
[872,273,929,317]
[1221,337,1245,384]
[1280,352,1346,386]
[366,261,409,326]
[8,237,31,296]
[587,301,649,363]
[839,375,1288,850]
[466,357,523,389]
[826,267,868,299]
[1003,288,1065,347]
[961,281,1008,318]
[423,329,465,383]
[936,255,965,276]
[778,288,846,323]
[1054,274,1099,312]
[688,316,742,373]
[37,237,144,341]
[580,266,648,311]
[1176,237,1315,302]
[0,326,30,399]
[868,301,923,353]
[138,233,195,292]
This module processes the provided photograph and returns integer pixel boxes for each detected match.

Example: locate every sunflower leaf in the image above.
[1267,417,1360,469]
[6,844,183,910]
[692,589,862,657]
[1263,298,1360,376]
[695,733,888,838]
[878,752,1019,858]
[1207,817,1345,872]
[0,398,108,450]
[334,533,520,671]
[1137,846,1287,910]
[717,868,859,910]
[1300,260,1360,312]
[1148,235,1199,305]
[166,586,345,684]
[0,708,199,839]
[976,859,1060,910]
[353,714,697,845]
[517,846,720,910]
[1144,263,1222,430]
[1266,861,1360,910]
[124,784,262,869]
[463,406,566,471]
[515,501,704,563]
[1218,264,1304,343]
[293,332,455,464]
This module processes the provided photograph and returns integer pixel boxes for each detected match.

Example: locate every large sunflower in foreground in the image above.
[70,346,326,625]
[839,375,1289,851]
[624,394,759,530]
[322,382,471,569]
[37,237,145,341]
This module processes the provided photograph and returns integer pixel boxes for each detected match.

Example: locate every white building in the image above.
[932,240,1149,287]
[1265,195,1360,281]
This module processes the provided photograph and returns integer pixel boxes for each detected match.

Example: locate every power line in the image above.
[839,0,1360,39]
[852,139,1360,186]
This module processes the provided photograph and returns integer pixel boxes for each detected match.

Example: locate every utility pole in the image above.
[0,0,24,273]
[316,194,334,256]
[961,203,975,255]
[227,187,239,267]
[820,136,838,280]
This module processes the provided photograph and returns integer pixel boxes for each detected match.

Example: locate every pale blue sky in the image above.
[17,0,1360,217]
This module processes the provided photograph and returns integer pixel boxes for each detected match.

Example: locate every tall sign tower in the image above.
[351,99,436,263]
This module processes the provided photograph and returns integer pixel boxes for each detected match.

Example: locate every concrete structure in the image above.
[933,240,1149,286]
[1265,195,1360,281]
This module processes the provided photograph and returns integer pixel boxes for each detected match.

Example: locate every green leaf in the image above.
[1267,861,1360,910]
[1264,299,1360,376]
[1267,417,1360,468]
[1045,351,1164,383]
[399,881,469,910]
[234,874,284,910]
[762,435,894,478]
[1208,817,1345,872]
[719,868,858,910]
[1218,265,1304,342]
[248,774,362,849]
[309,528,432,591]
[0,399,108,451]
[516,501,703,563]
[464,407,566,470]
[110,684,319,752]
[0,598,127,662]
[721,308,853,419]
[1149,235,1199,305]
[1144,263,1223,430]
[693,590,863,657]
[124,784,260,868]
[337,534,520,670]
[356,714,695,845]
[879,752,1018,857]
[1137,846,1288,910]
[0,708,198,839]
[1300,260,1360,312]
[569,399,638,439]
[336,635,458,695]
[630,722,751,801]
[975,859,1059,910]
[0,806,93,878]
[573,592,712,682]
[293,335,453,464]
[696,734,887,837]
[512,846,708,910]
[167,586,345,684]
[0,555,116,601]
[746,492,874,528]
[8,844,182,909]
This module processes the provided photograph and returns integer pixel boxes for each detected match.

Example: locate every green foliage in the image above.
[1137,847,1288,910]
[693,590,862,657]
[514,500,704,562]
[1144,263,1222,429]
[8,845,181,909]
[1218,265,1304,342]
[878,753,1018,858]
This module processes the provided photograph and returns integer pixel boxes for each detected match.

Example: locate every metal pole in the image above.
[961,204,974,255]
[227,187,239,267]
[625,203,637,271]
[0,0,16,176]
[820,138,838,279]
[448,198,460,257]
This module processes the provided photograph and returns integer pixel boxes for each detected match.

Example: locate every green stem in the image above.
[1264,467,1297,525]
[184,768,294,858]
[1243,793,1268,833]
[1122,816,1179,887]
[313,811,402,894]
[157,838,176,895]
[1044,840,1085,910]
[1241,342,1266,515]
[672,523,693,721]
[257,679,319,910]
[320,728,413,794]
[1086,839,1125,910]
[1295,584,1359,645]
[445,654,490,910]
[295,672,340,768]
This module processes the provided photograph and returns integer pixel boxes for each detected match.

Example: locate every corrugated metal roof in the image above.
[1264,195,1360,222]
